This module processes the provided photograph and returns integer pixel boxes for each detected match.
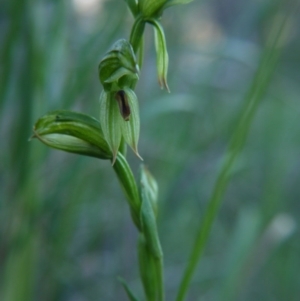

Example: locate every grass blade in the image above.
[175,8,288,301]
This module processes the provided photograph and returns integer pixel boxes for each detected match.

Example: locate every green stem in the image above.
[121,13,165,301]
[113,153,141,230]
[129,16,146,54]
[137,35,145,71]
[119,137,127,157]
[175,12,287,301]
[156,256,165,301]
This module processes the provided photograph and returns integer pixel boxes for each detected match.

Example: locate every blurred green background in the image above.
[1,0,300,300]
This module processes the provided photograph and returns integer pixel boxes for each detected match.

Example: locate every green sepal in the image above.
[119,137,127,157]
[139,0,194,17]
[114,40,139,74]
[139,0,166,18]
[100,89,142,163]
[99,91,122,164]
[123,0,139,17]
[113,153,141,230]
[118,277,141,301]
[104,67,139,84]
[98,39,139,91]
[98,59,121,90]
[163,0,194,10]
[120,88,142,160]
[31,110,111,160]
[148,19,170,92]
[138,234,159,301]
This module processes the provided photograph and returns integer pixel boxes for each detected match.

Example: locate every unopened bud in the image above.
[31,110,111,160]
[149,18,170,92]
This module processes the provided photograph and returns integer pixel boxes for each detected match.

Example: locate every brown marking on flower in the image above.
[115,90,131,121]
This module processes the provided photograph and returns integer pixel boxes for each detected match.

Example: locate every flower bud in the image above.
[149,18,170,92]
[31,110,111,160]
[98,39,139,91]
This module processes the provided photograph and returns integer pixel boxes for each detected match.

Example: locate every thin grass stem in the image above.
[175,10,288,301]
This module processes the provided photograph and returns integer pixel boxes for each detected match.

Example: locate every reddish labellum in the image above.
[115,90,131,121]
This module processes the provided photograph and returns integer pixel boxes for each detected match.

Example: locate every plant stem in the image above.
[175,11,287,301]
[113,153,141,230]
[130,16,146,54]
[157,256,165,301]
[114,14,166,301]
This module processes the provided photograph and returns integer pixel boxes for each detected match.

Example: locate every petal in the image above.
[99,91,122,164]
[119,88,142,160]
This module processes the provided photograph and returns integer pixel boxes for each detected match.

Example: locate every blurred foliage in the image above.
[1,0,300,300]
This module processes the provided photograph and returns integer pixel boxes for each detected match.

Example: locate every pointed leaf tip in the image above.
[118,277,141,301]
[134,148,143,161]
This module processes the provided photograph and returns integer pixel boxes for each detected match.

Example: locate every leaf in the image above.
[139,201,165,301]
[140,165,158,216]
[138,234,159,301]
[140,186,163,259]
[118,277,141,301]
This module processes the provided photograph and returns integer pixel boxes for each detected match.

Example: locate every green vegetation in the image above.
[1,0,299,300]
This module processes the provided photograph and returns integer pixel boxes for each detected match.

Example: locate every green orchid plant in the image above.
[32,1,194,300]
